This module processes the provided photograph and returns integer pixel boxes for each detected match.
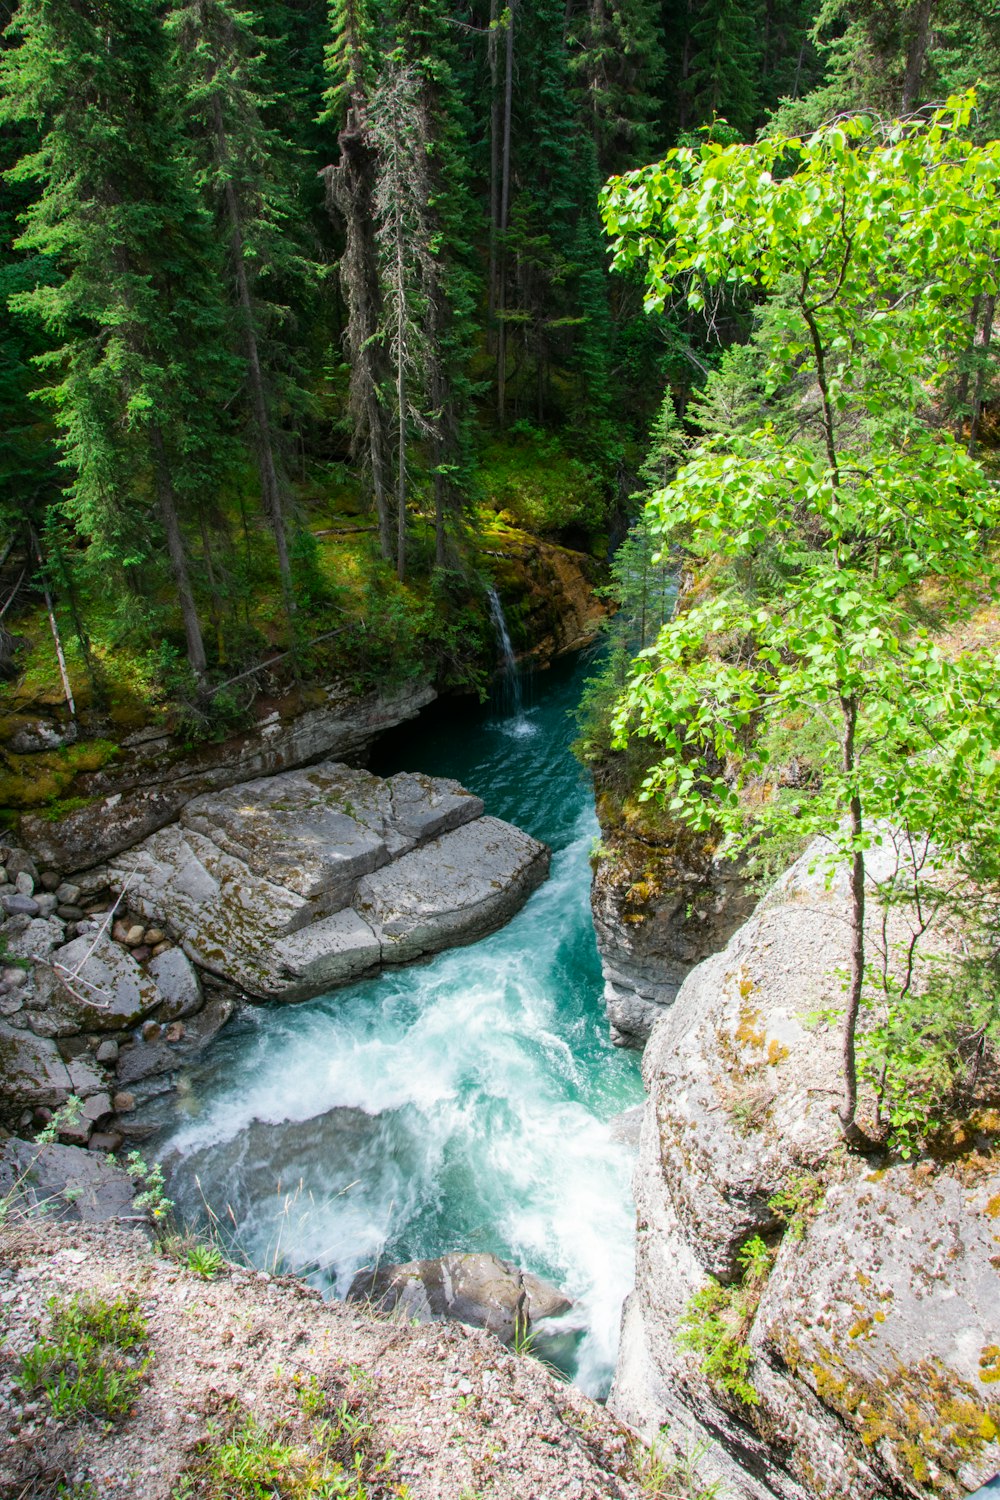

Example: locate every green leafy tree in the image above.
[602,95,1000,1146]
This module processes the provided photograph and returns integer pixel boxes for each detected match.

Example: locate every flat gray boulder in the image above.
[108,759,547,1001]
[348,1251,572,1343]
[353,816,550,964]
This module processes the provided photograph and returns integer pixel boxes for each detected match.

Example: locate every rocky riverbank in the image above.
[0,754,548,1147]
[0,1206,652,1500]
[604,838,1000,1500]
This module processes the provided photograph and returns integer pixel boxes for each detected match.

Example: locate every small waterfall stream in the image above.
[486,586,530,731]
[152,650,642,1397]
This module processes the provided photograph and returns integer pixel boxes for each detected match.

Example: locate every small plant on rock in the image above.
[186,1241,226,1280]
[677,1236,774,1408]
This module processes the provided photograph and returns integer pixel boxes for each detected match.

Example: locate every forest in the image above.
[2,0,997,745]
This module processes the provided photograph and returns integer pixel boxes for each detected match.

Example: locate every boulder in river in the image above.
[107,760,549,1001]
[347,1251,572,1343]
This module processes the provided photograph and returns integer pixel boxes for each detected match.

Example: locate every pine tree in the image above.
[167,0,315,622]
[0,0,236,679]
[565,0,665,174]
[395,0,479,569]
[323,0,395,563]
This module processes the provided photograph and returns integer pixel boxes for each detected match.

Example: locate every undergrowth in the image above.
[173,1398,409,1500]
[676,1235,775,1407]
[17,1292,151,1423]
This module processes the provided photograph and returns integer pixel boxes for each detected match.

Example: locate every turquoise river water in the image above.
[155,651,644,1396]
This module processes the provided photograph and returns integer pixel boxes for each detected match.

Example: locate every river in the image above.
[153,649,643,1397]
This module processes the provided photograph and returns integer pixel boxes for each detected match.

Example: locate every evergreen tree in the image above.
[395,0,480,569]
[0,0,237,678]
[167,0,315,620]
[686,0,764,137]
[323,0,395,563]
[565,0,666,174]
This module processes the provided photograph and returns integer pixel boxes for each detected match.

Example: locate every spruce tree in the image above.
[0,0,236,679]
[395,0,479,569]
[323,0,395,563]
[565,0,665,174]
[167,0,314,621]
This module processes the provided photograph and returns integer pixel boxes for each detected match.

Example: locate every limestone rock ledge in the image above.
[612,839,1000,1500]
[105,761,550,1000]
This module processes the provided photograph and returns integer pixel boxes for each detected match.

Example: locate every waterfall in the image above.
[486,586,530,731]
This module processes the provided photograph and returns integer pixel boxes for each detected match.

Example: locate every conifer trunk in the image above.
[497,0,515,426]
[213,96,296,618]
[150,425,208,680]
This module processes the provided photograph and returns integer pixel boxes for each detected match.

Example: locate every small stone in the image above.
[112,919,130,943]
[33,1106,53,1127]
[165,1022,186,1044]
[6,851,39,884]
[0,995,23,1016]
[3,967,28,989]
[58,1117,91,1146]
[55,883,81,906]
[57,905,85,923]
[144,928,165,947]
[34,894,58,918]
[19,1109,32,1128]
[88,1130,123,1153]
[81,1091,112,1124]
[131,944,151,963]
[14,872,35,898]
[0,865,6,885]
[96,1039,119,1064]
[151,941,171,957]
[112,1091,136,1113]
[40,872,61,892]
[2,895,39,918]
[141,1020,161,1042]
[125,924,145,947]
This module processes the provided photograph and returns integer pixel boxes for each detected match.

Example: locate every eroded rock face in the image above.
[19,681,436,873]
[108,760,548,1001]
[613,839,1000,1500]
[347,1251,572,1343]
[0,1139,136,1222]
[590,811,755,1048]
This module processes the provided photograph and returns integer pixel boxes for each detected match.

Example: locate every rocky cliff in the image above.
[610,839,1000,1500]
[589,769,757,1048]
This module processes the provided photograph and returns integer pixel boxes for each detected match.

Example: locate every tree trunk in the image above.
[497,0,516,427]
[486,0,501,351]
[216,105,296,619]
[395,199,407,584]
[150,424,208,680]
[838,692,875,1148]
[325,111,394,563]
[901,0,935,113]
[968,294,995,455]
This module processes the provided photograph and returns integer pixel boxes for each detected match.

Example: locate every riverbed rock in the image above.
[0,1138,135,1222]
[612,836,1000,1500]
[147,945,202,1019]
[35,932,162,1034]
[348,1251,573,1343]
[19,680,436,873]
[107,760,548,1001]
